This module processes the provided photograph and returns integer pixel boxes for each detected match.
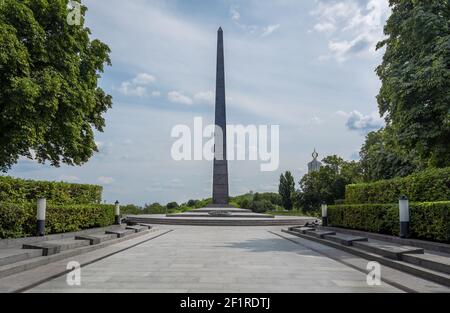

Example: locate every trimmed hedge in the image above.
[0,176,102,204]
[328,201,450,242]
[0,202,114,239]
[345,167,450,204]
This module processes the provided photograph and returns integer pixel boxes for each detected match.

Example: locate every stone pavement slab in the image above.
[27,226,401,293]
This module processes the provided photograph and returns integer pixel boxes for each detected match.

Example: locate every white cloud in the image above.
[119,82,147,97]
[59,175,80,182]
[314,22,336,33]
[151,91,161,97]
[95,141,113,155]
[118,73,156,97]
[168,91,193,105]
[337,110,384,133]
[229,6,280,38]
[194,91,215,105]
[230,6,241,21]
[98,176,115,185]
[311,0,391,62]
[132,73,156,85]
[261,24,280,37]
[309,116,324,125]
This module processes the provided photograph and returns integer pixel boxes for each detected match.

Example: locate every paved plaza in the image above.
[28,226,401,293]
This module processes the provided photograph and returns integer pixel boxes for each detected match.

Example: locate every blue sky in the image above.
[7,0,390,205]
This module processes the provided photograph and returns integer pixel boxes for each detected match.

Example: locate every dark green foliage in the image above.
[0,176,102,204]
[187,199,198,207]
[328,201,450,242]
[376,0,450,167]
[0,202,114,239]
[298,156,362,211]
[359,128,422,181]
[166,202,179,211]
[120,204,142,215]
[0,0,112,172]
[250,200,275,213]
[279,171,295,210]
[142,203,165,214]
[345,167,450,204]
[232,192,281,213]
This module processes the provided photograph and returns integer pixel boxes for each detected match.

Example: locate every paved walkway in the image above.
[28,226,401,293]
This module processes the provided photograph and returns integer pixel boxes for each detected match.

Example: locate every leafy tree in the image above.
[376,0,450,167]
[0,0,112,172]
[120,204,143,215]
[186,199,198,207]
[251,199,275,213]
[278,171,295,210]
[359,128,421,181]
[166,202,179,211]
[143,203,165,214]
[298,155,362,211]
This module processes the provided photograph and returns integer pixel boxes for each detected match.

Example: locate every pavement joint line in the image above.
[269,230,416,293]
[14,229,174,293]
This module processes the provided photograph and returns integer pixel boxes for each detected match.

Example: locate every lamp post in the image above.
[37,198,46,236]
[114,200,121,225]
[321,202,328,227]
[399,195,409,238]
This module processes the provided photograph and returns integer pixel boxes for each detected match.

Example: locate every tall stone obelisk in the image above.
[212,27,229,206]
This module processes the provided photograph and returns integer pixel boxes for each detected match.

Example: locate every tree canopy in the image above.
[278,171,295,210]
[298,156,362,210]
[0,0,112,172]
[376,0,450,167]
[359,128,422,181]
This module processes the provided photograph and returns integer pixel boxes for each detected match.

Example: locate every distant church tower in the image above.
[308,149,322,173]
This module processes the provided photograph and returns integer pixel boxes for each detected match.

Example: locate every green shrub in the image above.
[345,167,450,204]
[0,176,103,204]
[143,203,165,214]
[328,201,450,242]
[251,199,275,213]
[0,202,114,239]
[232,192,282,209]
[166,202,179,210]
[120,204,143,215]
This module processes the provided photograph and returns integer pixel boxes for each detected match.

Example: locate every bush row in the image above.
[0,202,114,239]
[345,167,450,204]
[328,201,450,242]
[0,176,103,204]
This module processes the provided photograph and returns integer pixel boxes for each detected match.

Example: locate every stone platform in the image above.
[126,207,315,226]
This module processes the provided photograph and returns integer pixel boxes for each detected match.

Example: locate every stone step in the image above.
[352,241,424,260]
[192,207,252,213]
[283,229,450,287]
[105,229,135,238]
[166,213,274,218]
[23,238,91,256]
[304,230,336,239]
[401,253,450,275]
[126,225,148,233]
[138,223,152,229]
[0,229,151,280]
[323,234,368,246]
[75,233,117,245]
[288,226,315,233]
[127,217,309,226]
[0,249,43,267]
